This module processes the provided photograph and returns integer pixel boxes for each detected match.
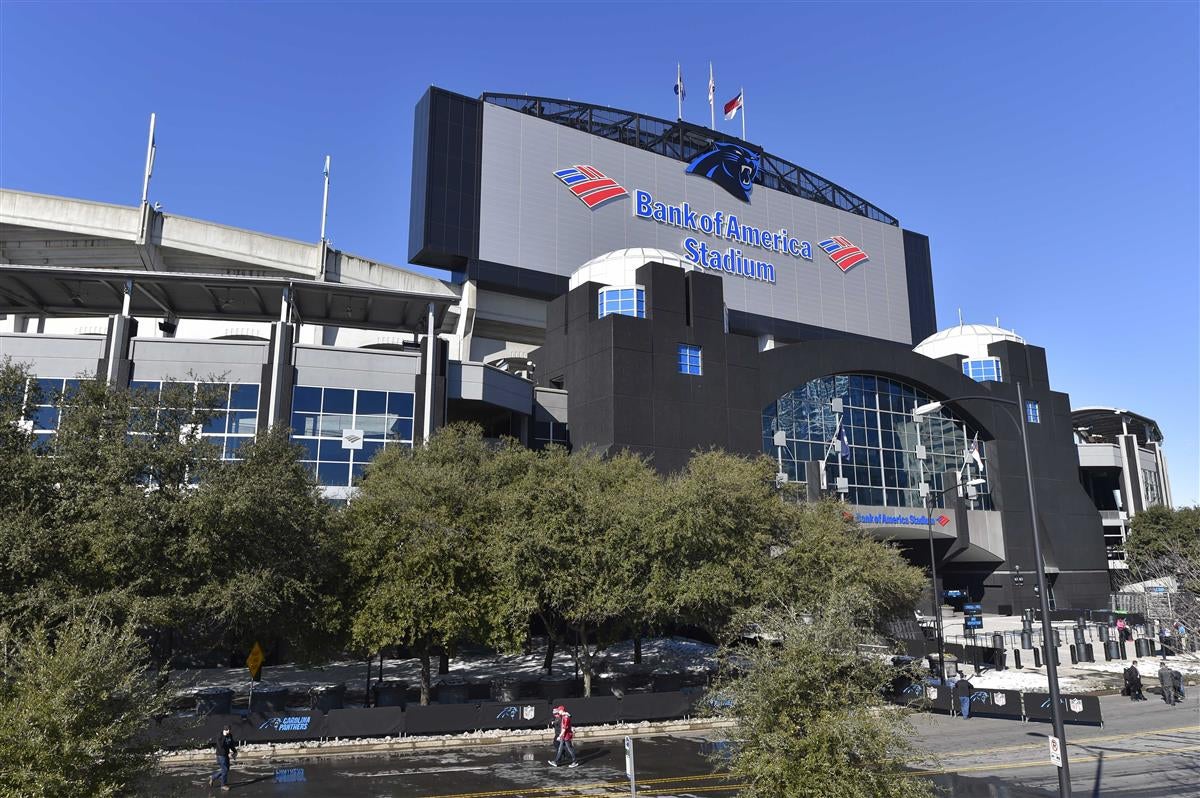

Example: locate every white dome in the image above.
[914,323,1026,362]
[568,248,695,291]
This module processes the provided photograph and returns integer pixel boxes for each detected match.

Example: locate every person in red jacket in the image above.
[548,705,578,768]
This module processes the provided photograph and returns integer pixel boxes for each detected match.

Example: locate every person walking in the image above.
[1116,617,1127,642]
[209,725,238,790]
[952,671,974,719]
[1159,661,1177,706]
[548,705,578,768]
[1171,668,1185,702]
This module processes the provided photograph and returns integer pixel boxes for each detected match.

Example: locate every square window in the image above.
[230,383,259,410]
[317,461,350,486]
[388,392,414,418]
[388,418,414,441]
[319,439,351,462]
[201,413,228,435]
[293,386,322,412]
[291,412,320,437]
[356,390,387,415]
[228,411,257,435]
[295,438,319,460]
[322,388,354,414]
[30,406,59,431]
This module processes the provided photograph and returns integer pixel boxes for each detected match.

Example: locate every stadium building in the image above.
[0,88,1172,611]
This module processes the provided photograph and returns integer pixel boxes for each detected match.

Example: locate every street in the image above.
[155,693,1198,797]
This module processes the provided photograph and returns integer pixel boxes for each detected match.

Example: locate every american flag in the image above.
[552,165,629,209]
[818,236,870,272]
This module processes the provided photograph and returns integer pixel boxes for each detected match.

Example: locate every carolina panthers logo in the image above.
[686,142,761,202]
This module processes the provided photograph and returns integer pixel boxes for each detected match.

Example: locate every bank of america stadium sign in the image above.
[552,164,870,285]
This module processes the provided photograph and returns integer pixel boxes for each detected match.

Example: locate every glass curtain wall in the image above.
[763,374,992,509]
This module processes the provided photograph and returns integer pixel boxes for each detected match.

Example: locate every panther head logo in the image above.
[686,142,761,202]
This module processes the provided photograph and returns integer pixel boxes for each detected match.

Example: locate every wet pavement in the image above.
[154,733,1065,797]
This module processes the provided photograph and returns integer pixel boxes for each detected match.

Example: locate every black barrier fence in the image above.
[1022,692,1104,726]
[964,688,1024,719]
[150,691,710,749]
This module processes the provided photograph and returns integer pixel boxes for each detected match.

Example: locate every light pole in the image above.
[923,477,986,685]
[914,382,1072,798]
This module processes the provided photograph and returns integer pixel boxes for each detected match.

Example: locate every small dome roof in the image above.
[568,248,694,290]
[914,323,1026,361]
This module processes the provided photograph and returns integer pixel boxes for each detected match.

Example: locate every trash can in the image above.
[490,677,522,703]
[1105,640,1119,661]
[1021,631,1033,649]
[250,685,289,713]
[1098,623,1110,643]
[310,683,345,713]
[1073,627,1086,648]
[195,687,233,716]
[435,677,469,704]
[372,680,407,708]
[538,672,574,700]
[1134,638,1152,658]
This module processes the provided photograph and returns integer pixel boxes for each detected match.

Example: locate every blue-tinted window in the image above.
[677,344,702,376]
[290,385,415,486]
[356,390,387,415]
[229,383,259,410]
[291,412,320,437]
[131,380,160,394]
[319,439,351,462]
[292,386,322,412]
[961,358,1002,383]
[201,414,227,435]
[317,461,350,486]
[598,286,646,319]
[388,392,414,417]
[1025,400,1040,424]
[322,388,354,414]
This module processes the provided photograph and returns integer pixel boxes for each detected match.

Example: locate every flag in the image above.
[707,63,715,104]
[723,90,743,120]
[966,433,984,470]
[674,64,685,100]
[835,422,851,459]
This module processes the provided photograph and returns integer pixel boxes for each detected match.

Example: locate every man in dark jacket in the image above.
[210,725,238,790]
[1124,661,1146,701]
[1159,661,1177,706]
[952,672,974,719]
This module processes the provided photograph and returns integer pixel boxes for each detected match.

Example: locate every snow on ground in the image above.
[168,637,719,699]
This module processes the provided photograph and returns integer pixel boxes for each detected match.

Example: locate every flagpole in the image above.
[740,86,746,140]
[708,63,715,129]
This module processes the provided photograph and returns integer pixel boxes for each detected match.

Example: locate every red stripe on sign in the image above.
[835,251,869,271]
[578,165,603,179]
[571,178,618,196]
[580,185,628,207]
[833,236,851,248]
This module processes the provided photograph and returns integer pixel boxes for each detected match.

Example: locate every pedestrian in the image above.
[1176,620,1188,652]
[952,671,974,719]
[548,705,578,768]
[1159,661,1176,706]
[1116,617,1127,642]
[1123,660,1146,701]
[209,725,238,791]
[1171,669,1185,702]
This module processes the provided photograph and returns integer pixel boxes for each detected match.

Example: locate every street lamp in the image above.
[922,476,986,688]
[914,382,1073,798]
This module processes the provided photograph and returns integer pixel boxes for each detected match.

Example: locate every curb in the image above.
[157,717,737,765]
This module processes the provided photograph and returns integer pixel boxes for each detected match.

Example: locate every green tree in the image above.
[0,609,167,798]
[1125,505,1200,573]
[342,424,527,703]
[494,446,660,696]
[705,595,933,798]
[178,426,338,661]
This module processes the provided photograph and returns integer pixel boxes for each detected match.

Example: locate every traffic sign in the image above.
[246,642,265,681]
[963,603,983,615]
[1048,735,1062,767]
[965,616,984,630]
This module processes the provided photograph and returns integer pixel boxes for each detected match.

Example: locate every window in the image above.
[1143,469,1162,506]
[1025,400,1040,424]
[598,286,645,319]
[533,419,570,449]
[762,374,993,510]
[129,380,260,461]
[677,344,702,376]
[961,358,1002,383]
[290,386,415,487]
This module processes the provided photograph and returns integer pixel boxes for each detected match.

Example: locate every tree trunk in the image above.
[542,636,556,674]
[419,651,432,706]
[634,634,642,665]
[578,626,593,698]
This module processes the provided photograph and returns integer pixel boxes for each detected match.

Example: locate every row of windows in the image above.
[764,375,992,510]
[290,386,415,487]
[962,357,1003,382]
[533,419,571,449]
[598,286,646,319]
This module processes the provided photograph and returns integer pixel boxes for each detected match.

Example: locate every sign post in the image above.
[624,735,637,796]
[1048,735,1062,768]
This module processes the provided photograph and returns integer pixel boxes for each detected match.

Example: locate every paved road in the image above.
[157,694,1197,797]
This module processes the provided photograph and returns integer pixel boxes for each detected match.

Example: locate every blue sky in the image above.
[2,2,1197,504]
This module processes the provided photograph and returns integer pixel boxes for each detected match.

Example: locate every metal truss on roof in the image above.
[482,93,899,227]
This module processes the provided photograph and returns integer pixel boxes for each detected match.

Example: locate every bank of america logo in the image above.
[553,165,629,209]
[818,236,870,272]
[937,515,951,527]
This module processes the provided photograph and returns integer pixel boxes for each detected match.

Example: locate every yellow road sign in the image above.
[246,642,265,681]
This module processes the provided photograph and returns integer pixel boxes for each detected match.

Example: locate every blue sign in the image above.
[964,603,983,614]
[965,616,984,630]
[258,716,311,732]
[944,589,965,598]
[274,768,306,783]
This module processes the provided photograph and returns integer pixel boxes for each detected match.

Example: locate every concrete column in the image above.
[1152,443,1172,509]
[103,279,136,385]
[1117,433,1144,516]
[423,302,435,443]
[266,287,295,430]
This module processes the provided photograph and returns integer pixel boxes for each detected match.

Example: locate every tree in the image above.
[1125,505,1200,574]
[0,609,167,798]
[704,594,933,798]
[178,426,338,662]
[342,424,527,703]
[493,446,660,696]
